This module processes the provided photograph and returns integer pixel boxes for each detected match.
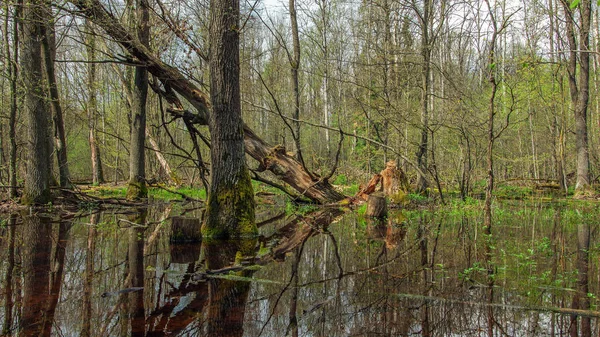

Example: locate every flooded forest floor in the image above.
[1,185,600,336]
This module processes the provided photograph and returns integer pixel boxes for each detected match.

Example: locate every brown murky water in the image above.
[1,200,599,336]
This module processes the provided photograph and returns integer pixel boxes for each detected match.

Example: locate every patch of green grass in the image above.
[407,193,429,202]
[344,183,360,195]
[333,174,347,185]
[149,187,206,200]
[495,185,533,199]
[356,203,367,216]
[86,186,127,198]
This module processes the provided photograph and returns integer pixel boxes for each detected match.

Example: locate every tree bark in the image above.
[4,0,19,199]
[41,4,72,189]
[126,0,150,200]
[289,0,304,164]
[561,0,591,193]
[86,21,104,185]
[21,0,52,204]
[416,0,432,194]
[69,0,345,204]
[202,0,256,238]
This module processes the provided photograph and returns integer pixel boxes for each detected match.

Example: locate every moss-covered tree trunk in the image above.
[202,0,255,238]
[126,0,149,200]
[22,0,52,204]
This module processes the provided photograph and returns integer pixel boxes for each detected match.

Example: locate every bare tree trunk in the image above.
[126,0,149,199]
[86,21,104,185]
[4,0,19,199]
[202,0,256,238]
[416,0,432,194]
[561,0,591,193]
[21,0,52,204]
[41,4,72,189]
[289,0,304,165]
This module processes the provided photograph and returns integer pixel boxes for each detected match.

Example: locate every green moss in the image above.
[21,188,52,205]
[202,168,257,238]
[126,180,148,200]
[388,190,407,204]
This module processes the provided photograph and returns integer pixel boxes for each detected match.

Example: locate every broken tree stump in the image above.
[355,174,382,201]
[170,216,202,243]
[380,160,409,203]
[366,192,387,218]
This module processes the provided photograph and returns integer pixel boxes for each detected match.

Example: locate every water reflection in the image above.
[1,202,599,336]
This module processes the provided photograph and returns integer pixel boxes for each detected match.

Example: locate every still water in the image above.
[1,200,599,336]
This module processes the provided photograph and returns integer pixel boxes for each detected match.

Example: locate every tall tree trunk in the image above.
[4,0,19,199]
[416,0,432,194]
[41,4,72,189]
[562,0,591,193]
[289,0,305,166]
[22,0,52,204]
[86,21,104,185]
[202,0,256,238]
[126,0,149,199]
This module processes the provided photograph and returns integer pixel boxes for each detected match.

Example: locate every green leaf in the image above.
[570,0,581,9]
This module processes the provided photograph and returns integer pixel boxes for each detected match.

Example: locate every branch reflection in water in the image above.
[1,202,599,336]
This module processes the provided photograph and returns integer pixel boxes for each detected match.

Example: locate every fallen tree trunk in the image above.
[70,0,344,204]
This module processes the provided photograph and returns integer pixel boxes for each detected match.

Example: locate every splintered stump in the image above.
[170,216,202,243]
[366,192,387,218]
[380,160,409,203]
[355,174,382,201]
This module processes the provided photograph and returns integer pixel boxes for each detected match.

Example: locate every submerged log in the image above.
[366,192,387,218]
[69,0,345,204]
[170,217,201,243]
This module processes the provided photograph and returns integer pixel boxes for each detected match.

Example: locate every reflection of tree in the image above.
[570,222,591,337]
[20,216,52,336]
[128,211,147,337]
[3,215,17,335]
[81,213,98,337]
[204,239,257,336]
[42,220,71,336]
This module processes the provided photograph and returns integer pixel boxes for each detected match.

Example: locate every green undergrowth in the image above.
[83,185,206,201]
